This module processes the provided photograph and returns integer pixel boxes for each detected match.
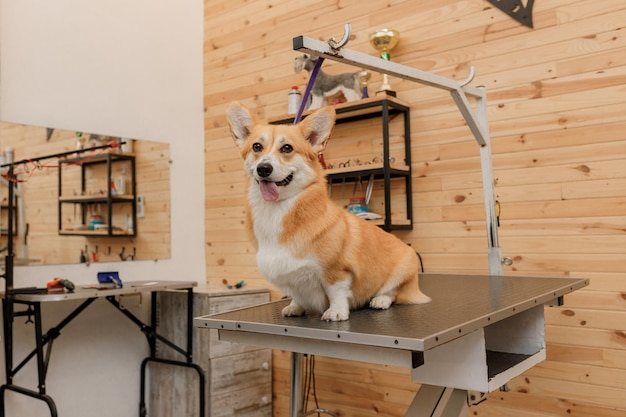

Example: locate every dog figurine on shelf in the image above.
[226,102,430,321]
[294,54,362,109]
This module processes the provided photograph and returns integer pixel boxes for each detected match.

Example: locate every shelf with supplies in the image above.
[57,152,137,237]
[270,93,413,231]
[58,194,135,203]
[324,161,409,178]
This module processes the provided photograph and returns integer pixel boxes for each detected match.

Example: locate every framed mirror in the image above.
[0,122,171,265]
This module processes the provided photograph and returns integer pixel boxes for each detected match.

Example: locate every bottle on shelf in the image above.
[127,214,134,234]
[116,167,127,195]
[288,85,302,114]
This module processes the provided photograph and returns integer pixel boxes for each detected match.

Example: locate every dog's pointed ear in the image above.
[226,102,256,149]
[298,107,336,153]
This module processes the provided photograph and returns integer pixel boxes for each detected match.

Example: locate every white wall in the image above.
[0,0,205,416]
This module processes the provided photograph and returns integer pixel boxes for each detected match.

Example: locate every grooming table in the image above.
[195,273,588,417]
[1,280,204,417]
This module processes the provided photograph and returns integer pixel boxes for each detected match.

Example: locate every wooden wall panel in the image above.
[204,1,626,416]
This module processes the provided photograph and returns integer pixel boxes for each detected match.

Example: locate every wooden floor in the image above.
[204,1,626,416]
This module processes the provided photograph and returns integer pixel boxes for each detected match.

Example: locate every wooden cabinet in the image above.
[270,94,413,230]
[151,288,272,417]
[57,152,136,236]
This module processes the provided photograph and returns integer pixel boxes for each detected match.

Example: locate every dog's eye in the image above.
[252,142,263,152]
[280,144,293,154]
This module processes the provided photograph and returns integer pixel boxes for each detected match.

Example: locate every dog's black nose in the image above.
[257,163,273,178]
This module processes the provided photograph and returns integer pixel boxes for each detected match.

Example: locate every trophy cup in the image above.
[369,28,400,96]
[357,70,371,99]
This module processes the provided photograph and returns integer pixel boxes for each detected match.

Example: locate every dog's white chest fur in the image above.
[251,195,328,314]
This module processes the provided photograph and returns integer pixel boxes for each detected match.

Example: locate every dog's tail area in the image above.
[395,274,431,304]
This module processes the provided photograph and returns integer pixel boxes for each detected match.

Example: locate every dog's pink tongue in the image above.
[260,181,279,202]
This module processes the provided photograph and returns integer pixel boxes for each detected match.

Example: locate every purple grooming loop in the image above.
[293,57,325,124]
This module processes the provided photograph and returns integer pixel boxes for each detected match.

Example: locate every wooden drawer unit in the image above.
[210,382,272,417]
[150,287,271,417]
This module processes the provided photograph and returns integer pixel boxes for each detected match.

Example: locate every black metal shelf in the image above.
[58,152,137,237]
[325,164,410,181]
[59,195,134,204]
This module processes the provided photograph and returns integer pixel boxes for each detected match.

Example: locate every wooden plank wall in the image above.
[0,123,171,264]
[204,1,626,416]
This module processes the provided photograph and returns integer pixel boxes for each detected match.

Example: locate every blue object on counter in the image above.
[97,271,123,288]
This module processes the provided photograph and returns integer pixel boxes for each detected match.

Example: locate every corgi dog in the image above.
[227,102,430,321]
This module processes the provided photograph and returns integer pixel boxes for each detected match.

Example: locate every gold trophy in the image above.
[369,28,400,96]
[357,70,371,98]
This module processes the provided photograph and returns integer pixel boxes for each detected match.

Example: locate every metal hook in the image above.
[460,65,476,87]
[119,246,136,261]
[328,23,351,53]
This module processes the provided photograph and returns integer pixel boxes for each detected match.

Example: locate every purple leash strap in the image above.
[293,57,325,124]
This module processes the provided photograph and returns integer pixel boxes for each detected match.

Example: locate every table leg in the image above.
[2,298,13,386]
[1,299,59,417]
[405,385,469,417]
[290,352,304,417]
[136,289,205,417]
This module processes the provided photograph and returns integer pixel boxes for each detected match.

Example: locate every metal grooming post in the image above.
[293,25,504,275]
[288,24,503,417]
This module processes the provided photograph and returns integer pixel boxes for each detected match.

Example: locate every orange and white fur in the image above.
[227,102,430,321]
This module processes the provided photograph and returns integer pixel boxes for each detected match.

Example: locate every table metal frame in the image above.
[1,281,205,417]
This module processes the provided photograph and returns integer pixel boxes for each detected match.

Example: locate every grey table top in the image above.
[195,273,588,352]
[2,280,197,302]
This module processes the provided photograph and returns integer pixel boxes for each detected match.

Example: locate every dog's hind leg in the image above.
[282,300,306,317]
[370,294,395,310]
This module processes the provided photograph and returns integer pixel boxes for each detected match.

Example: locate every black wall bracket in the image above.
[487,0,535,28]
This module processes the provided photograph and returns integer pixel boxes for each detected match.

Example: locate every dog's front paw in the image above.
[321,307,349,322]
[282,303,305,317]
[370,295,394,310]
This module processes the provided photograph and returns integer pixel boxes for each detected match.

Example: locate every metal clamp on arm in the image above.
[327,23,351,54]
